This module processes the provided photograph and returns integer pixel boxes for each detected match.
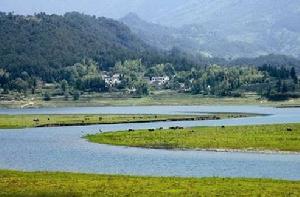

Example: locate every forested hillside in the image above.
[120,13,263,58]
[0,12,153,81]
[0,12,299,101]
[2,0,300,58]
[121,12,300,58]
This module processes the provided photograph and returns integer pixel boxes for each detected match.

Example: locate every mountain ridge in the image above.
[120,10,300,58]
[0,12,153,80]
[1,0,300,58]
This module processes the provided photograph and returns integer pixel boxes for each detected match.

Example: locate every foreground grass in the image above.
[86,123,300,152]
[0,170,299,197]
[0,113,251,129]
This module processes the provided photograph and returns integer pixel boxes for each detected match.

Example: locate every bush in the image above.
[73,91,80,101]
[266,93,300,101]
[43,92,51,101]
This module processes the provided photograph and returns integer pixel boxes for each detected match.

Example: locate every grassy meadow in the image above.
[86,123,300,152]
[1,91,300,108]
[0,113,252,129]
[0,114,201,129]
[0,170,299,197]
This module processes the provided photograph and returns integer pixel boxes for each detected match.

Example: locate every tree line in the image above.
[0,12,299,100]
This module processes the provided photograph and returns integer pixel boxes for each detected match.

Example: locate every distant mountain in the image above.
[0,10,299,85]
[120,13,198,54]
[0,12,151,80]
[120,13,265,58]
[1,0,300,58]
[136,0,300,58]
[121,6,300,58]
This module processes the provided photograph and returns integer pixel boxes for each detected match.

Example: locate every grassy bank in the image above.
[1,91,300,108]
[86,123,300,152]
[0,113,252,129]
[0,170,299,196]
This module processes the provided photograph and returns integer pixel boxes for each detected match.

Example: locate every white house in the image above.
[150,76,170,86]
[103,74,121,87]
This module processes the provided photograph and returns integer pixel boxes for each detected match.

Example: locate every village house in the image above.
[103,74,121,87]
[150,76,170,86]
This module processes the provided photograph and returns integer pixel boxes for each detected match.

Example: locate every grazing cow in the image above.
[287,128,293,132]
[33,118,39,122]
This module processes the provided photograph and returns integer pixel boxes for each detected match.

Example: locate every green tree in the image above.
[43,92,51,101]
[281,82,288,93]
[135,81,149,96]
[291,67,298,84]
[163,63,176,77]
[73,91,80,101]
[61,80,69,93]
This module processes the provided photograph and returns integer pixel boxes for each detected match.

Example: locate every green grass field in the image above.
[0,113,252,129]
[0,170,299,197]
[1,91,300,108]
[86,123,300,152]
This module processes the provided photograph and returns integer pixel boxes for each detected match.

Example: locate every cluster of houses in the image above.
[102,72,170,88]
[101,73,197,92]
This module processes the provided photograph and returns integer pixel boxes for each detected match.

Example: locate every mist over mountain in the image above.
[119,0,300,58]
[120,13,195,54]
[1,0,300,58]
[120,13,263,58]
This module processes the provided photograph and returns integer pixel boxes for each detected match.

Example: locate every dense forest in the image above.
[0,12,299,101]
[0,12,156,80]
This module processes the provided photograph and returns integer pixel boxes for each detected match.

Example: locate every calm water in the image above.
[0,106,300,180]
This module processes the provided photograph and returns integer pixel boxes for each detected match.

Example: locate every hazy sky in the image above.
[1,0,299,27]
[0,0,121,18]
[0,0,183,20]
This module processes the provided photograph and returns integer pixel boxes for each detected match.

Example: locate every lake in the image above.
[0,105,300,180]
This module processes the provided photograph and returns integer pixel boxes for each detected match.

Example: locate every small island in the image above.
[85,123,300,153]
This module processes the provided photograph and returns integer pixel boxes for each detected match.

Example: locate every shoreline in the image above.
[153,147,300,155]
[92,142,300,155]
[0,113,259,129]
[1,93,300,109]
[1,169,299,181]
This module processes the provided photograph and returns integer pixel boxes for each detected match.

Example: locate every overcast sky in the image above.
[0,0,183,20]
[0,0,120,18]
[1,0,299,27]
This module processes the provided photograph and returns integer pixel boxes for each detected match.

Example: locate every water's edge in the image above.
[0,106,299,180]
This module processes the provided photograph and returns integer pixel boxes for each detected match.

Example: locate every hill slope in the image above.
[121,10,300,58]
[1,0,300,58]
[0,12,150,80]
[120,13,262,58]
